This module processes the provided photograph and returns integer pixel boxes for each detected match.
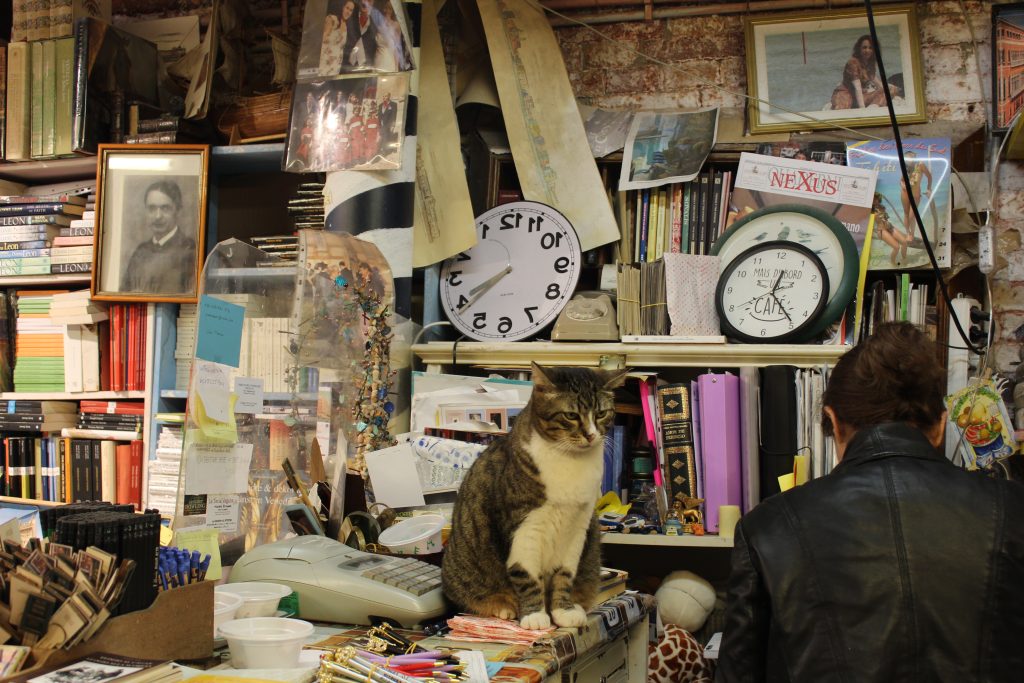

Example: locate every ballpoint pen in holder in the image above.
[319,647,467,683]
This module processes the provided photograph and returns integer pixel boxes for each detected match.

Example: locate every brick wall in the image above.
[556,0,1024,380]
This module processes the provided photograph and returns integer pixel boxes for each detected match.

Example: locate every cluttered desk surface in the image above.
[197,593,652,683]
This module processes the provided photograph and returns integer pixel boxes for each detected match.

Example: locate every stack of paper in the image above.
[148,422,183,515]
[13,291,65,392]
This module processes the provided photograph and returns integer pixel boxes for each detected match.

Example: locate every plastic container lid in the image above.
[214,589,244,615]
[218,617,314,641]
[219,581,292,602]
[379,515,445,554]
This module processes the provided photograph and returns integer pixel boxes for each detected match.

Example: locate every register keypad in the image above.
[361,558,442,596]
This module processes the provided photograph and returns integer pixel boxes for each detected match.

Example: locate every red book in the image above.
[137,306,147,389]
[126,305,136,392]
[129,440,143,509]
[79,401,145,415]
[115,443,131,505]
[98,319,111,391]
[109,305,120,391]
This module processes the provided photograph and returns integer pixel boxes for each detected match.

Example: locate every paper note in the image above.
[455,651,490,683]
[206,495,240,533]
[777,472,795,492]
[196,295,245,367]
[233,377,264,414]
[194,360,231,422]
[160,525,173,546]
[193,393,239,444]
[793,455,809,486]
[365,443,426,508]
[173,528,222,581]
[185,443,253,495]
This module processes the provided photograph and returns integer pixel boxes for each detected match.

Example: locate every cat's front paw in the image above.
[551,604,588,628]
[519,611,551,630]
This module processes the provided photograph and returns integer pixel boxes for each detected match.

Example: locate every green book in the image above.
[899,273,910,322]
[41,39,55,158]
[54,37,74,157]
[29,41,43,159]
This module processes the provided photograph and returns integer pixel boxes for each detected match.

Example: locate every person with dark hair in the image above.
[829,34,901,110]
[716,322,1024,682]
[122,180,197,295]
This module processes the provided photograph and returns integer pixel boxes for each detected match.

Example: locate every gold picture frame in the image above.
[744,5,927,134]
[92,144,209,303]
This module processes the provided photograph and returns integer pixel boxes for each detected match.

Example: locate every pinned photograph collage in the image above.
[285,0,415,173]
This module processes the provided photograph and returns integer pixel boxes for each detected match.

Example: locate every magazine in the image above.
[728,152,878,254]
[844,138,951,270]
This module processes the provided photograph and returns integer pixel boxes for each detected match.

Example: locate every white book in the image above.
[100,440,117,503]
[62,324,83,393]
[81,324,100,392]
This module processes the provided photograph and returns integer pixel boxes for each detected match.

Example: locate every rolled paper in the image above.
[718,505,741,540]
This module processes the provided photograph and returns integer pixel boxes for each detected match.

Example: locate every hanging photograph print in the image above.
[618,108,718,191]
[296,0,414,78]
[284,73,409,173]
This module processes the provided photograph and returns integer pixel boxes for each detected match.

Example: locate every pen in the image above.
[197,554,210,581]
[176,549,189,587]
[157,556,169,591]
[189,550,200,584]
[167,551,178,588]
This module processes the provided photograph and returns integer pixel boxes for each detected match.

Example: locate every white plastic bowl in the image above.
[213,588,245,637]
[218,617,314,669]
[379,515,445,555]
[219,581,292,619]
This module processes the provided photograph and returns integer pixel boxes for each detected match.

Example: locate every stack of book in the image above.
[251,234,299,265]
[147,421,183,516]
[13,290,65,392]
[0,399,76,433]
[2,434,66,500]
[50,208,95,274]
[0,195,86,275]
[289,180,326,230]
[76,401,143,438]
[108,304,147,392]
[48,289,107,325]
[173,304,196,392]
[11,0,109,41]
[124,113,211,145]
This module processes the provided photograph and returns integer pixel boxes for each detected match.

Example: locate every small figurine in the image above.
[663,502,684,536]
[679,495,705,535]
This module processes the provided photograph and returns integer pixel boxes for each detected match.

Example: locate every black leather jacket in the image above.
[716,422,1024,682]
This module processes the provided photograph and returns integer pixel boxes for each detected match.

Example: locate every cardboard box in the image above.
[3,581,214,680]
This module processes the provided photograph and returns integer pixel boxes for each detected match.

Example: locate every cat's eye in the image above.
[562,412,579,422]
[596,410,611,419]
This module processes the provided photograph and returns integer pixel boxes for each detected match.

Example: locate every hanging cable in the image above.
[863,0,985,356]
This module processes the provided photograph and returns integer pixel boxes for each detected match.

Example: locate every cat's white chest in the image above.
[527,434,603,504]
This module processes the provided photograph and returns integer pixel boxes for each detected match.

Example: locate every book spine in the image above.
[0,203,76,215]
[50,262,91,273]
[42,39,56,157]
[54,36,74,156]
[669,184,683,253]
[124,131,178,144]
[136,117,180,133]
[680,183,691,254]
[0,248,51,258]
[71,17,88,153]
[707,168,723,252]
[657,383,697,507]
[0,240,47,250]
[638,189,650,264]
[0,215,63,226]
[29,41,43,159]
[0,44,7,160]
[6,42,31,161]
[688,176,701,255]
[66,225,94,236]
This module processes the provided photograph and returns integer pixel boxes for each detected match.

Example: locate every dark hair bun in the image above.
[821,322,946,436]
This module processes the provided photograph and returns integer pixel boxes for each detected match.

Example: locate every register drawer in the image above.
[562,637,630,683]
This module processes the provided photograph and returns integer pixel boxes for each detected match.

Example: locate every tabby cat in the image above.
[442,363,627,629]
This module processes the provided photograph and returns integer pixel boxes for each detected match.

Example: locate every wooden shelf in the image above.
[0,156,97,183]
[0,391,145,400]
[0,274,91,286]
[413,341,848,370]
[601,533,734,548]
[0,495,63,508]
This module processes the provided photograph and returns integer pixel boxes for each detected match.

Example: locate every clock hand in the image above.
[770,292,792,323]
[457,265,513,313]
[770,271,784,295]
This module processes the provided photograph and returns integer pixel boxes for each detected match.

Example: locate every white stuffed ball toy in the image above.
[655,570,716,632]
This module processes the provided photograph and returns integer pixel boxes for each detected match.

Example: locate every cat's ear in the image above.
[602,368,629,389]
[531,362,556,391]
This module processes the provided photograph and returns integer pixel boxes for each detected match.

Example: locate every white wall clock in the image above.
[439,201,582,341]
[711,204,857,338]
[716,241,830,343]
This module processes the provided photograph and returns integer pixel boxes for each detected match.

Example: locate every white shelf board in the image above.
[0,274,91,286]
[0,391,145,400]
[601,533,734,548]
[160,389,316,401]
[413,341,848,369]
[207,267,297,279]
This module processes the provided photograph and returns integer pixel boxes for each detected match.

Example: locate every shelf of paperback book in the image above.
[0,274,92,286]
[0,495,63,508]
[413,341,848,372]
[0,390,145,400]
[601,533,734,548]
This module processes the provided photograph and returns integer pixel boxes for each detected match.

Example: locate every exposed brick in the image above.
[989,341,1021,374]
[660,59,721,92]
[926,101,988,124]
[924,72,984,102]
[604,63,662,95]
[991,280,1024,309]
[923,44,976,76]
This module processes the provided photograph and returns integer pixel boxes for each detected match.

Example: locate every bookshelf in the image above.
[413,341,847,372]
[0,495,63,507]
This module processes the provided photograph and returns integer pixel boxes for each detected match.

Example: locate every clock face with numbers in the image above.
[439,202,582,341]
[716,241,830,343]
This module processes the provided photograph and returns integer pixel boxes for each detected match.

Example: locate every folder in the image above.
[739,367,760,513]
[697,373,742,532]
[758,366,798,500]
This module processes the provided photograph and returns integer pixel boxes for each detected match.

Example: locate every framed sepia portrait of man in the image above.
[92,144,209,303]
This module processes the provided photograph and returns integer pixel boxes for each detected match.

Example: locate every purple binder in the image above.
[697,373,743,532]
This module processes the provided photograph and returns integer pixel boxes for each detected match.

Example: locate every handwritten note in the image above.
[234,377,264,414]
[196,295,245,367]
[185,442,253,494]
[194,360,231,422]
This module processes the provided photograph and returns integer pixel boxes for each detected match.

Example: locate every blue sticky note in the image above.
[195,295,245,368]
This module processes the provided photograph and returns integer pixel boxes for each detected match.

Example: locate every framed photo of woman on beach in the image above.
[744,6,926,134]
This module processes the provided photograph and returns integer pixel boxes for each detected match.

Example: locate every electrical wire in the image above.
[863,0,985,357]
